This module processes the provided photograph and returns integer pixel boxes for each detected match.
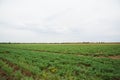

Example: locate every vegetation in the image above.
[0,43,120,80]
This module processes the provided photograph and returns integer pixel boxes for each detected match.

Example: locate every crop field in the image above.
[0,43,120,80]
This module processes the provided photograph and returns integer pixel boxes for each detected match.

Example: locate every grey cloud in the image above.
[0,0,120,42]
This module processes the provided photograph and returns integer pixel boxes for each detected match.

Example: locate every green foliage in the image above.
[0,43,120,80]
[1,43,120,56]
[0,60,13,75]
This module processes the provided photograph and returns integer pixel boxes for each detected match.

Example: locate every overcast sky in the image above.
[0,0,120,42]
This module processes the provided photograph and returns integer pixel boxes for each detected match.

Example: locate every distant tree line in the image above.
[0,42,120,44]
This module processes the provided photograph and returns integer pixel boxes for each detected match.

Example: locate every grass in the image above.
[0,43,120,80]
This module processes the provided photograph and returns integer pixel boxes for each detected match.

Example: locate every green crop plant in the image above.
[0,43,120,80]
[0,60,13,76]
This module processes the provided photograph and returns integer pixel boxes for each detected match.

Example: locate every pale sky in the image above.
[0,0,120,42]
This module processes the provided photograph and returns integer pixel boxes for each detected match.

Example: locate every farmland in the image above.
[0,43,120,80]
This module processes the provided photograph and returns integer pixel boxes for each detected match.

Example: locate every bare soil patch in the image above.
[96,55,120,59]
[108,55,120,59]
[0,69,13,80]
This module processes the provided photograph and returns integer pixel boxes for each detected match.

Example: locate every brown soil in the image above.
[96,55,120,60]
[0,69,7,78]
[0,69,13,80]
[1,58,33,77]
[108,55,120,59]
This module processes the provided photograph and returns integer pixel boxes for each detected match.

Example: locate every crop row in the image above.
[0,44,120,56]
[0,46,120,80]
[0,59,34,80]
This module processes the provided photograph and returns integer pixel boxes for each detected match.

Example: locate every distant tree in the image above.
[8,42,11,44]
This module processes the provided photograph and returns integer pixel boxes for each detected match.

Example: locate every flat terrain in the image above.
[0,43,120,80]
